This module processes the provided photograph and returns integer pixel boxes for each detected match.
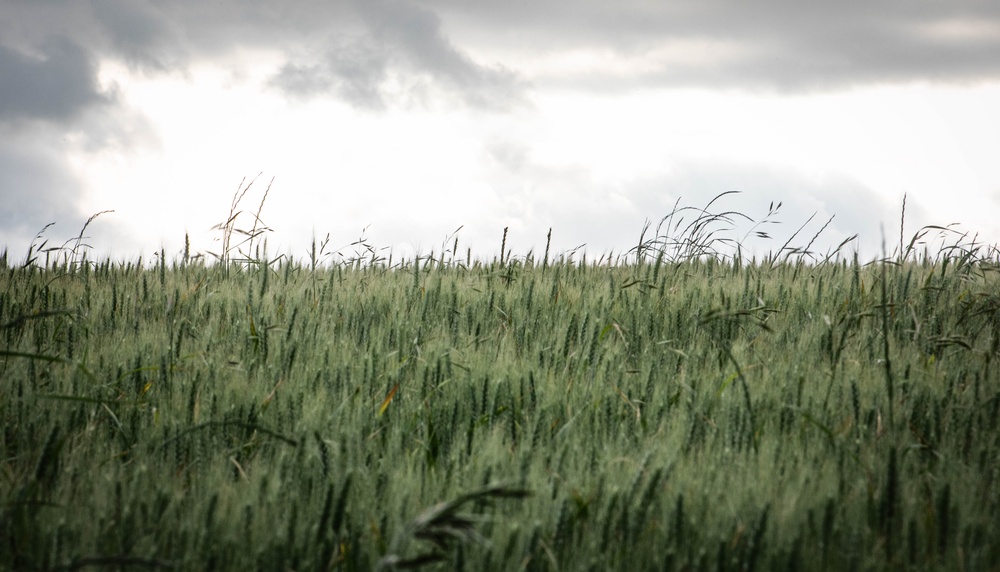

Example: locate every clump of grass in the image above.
[17,210,115,270]
[209,173,281,273]
[378,483,530,570]
[630,191,854,266]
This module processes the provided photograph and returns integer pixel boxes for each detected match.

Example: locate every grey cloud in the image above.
[726,6,1000,90]
[355,0,525,108]
[0,39,112,123]
[5,0,528,110]
[0,27,152,255]
[271,0,527,110]
[432,0,1000,90]
[0,1,348,78]
[0,110,148,258]
[5,0,1000,98]
[90,0,181,71]
[0,133,82,254]
[272,36,391,110]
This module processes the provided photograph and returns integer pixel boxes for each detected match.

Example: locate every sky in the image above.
[2,0,1000,265]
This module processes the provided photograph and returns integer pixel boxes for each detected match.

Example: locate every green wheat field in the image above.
[2,193,999,570]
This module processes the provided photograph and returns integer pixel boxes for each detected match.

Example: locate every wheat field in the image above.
[3,196,999,570]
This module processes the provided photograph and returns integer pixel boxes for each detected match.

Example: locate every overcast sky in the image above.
[2,0,999,264]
